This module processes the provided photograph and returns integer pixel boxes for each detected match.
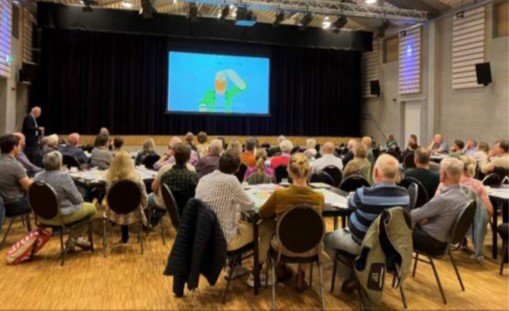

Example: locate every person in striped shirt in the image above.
[324,154,409,292]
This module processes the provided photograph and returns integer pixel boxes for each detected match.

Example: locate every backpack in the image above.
[6,229,51,265]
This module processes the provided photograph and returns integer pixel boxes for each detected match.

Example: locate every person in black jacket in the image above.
[164,198,227,297]
[21,106,44,163]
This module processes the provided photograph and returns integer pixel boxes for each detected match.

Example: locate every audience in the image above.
[402,134,419,161]
[428,133,449,154]
[481,140,509,174]
[12,132,42,176]
[311,142,343,174]
[463,139,477,156]
[361,136,375,164]
[240,137,257,167]
[153,137,182,170]
[185,132,197,151]
[404,148,440,198]
[40,134,59,157]
[474,141,490,167]
[90,133,112,170]
[342,139,357,167]
[112,137,124,156]
[456,155,493,216]
[411,157,469,256]
[227,141,243,155]
[245,149,273,185]
[270,139,293,169]
[450,139,465,156]
[34,151,96,249]
[304,138,317,159]
[59,133,88,164]
[94,127,111,148]
[135,138,158,166]
[257,153,324,290]
[324,154,409,292]
[0,134,33,216]
[196,131,209,158]
[195,138,223,179]
[105,151,148,243]
[343,143,373,184]
[385,134,399,150]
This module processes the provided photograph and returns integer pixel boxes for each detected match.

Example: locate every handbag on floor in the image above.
[6,229,51,265]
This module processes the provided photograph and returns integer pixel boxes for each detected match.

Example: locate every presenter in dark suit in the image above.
[21,106,44,163]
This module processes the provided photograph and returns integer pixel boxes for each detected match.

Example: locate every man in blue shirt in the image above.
[59,133,88,164]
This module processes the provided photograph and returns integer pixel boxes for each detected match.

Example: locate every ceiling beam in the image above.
[384,0,439,17]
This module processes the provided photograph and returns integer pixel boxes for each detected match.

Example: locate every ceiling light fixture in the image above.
[187,2,199,23]
[332,15,348,33]
[273,11,285,27]
[298,12,313,31]
[140,0,156,18]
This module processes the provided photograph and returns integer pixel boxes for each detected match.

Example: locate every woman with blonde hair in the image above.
[343,143,373,184]
[304,138,317,159]
[105,151,148,243]
[253,153,325,291]
[227,140,243,155]
[244,149,274,184]
[135,138,158,166]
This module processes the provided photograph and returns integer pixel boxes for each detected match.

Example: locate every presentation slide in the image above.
[167,51,270,115]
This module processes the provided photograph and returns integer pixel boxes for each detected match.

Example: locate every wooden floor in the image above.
[0,217,507,310]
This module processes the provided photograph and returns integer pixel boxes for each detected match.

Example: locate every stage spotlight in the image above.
[298,12,313,31]
[81,0,97,12]
[273,11,285,27]
[140,0,156,18]
[235,7,256,27]
[332,15,348,34]
[187,2,199,23]
[378,19,390,38]
[219,5,229,22]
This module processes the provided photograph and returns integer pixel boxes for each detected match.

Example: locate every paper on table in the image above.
[314,189,348,208]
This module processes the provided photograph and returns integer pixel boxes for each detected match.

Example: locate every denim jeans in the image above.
[4,196,31,217]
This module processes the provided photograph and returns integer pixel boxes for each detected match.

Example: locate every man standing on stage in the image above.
[21,106,44,163]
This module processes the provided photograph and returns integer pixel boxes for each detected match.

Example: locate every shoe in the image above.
[225,265,249,280]
[74,237,92,250]
[341,278,357,293]
[470,254,484,264]
[295,270,309,293]
[247,273,273,287]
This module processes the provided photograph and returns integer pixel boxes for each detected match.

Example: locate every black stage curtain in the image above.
[33,28,362,136]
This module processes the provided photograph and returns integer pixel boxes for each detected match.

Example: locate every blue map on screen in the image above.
[168,52,270,115]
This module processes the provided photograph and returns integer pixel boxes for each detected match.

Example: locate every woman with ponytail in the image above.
[243,149,274,184]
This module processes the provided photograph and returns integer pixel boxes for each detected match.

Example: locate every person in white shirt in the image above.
[311,142,343,174]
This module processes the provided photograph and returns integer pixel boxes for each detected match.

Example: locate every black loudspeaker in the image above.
[19,62,37,84]
[475,62,492,86]
[370,80,380,97]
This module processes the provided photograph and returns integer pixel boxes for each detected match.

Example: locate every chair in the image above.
[62,154,82,171]
[160,184,180,246]
[322,165,343,187]
[493,167,509,181]
[403,153,416,170]
[309,171,335,187]
[143,154,161,170]
[482,173,501,187]
[274,165,290,184]
[103,180,144,256]
[498,223,508,275]
[0,196,32,250]
[339,175,370,193]
[235,163,248,183]
[222,242,254,303]
[399,177,429,208]
[28,181,94,266]
[267,147,280,157]
[268,205,325,310]
[406,183,418,211]
[412,200,476,304]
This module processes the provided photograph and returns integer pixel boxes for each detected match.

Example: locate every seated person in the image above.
[342,139,357,167]
[40,134,60,158]
[105,151,148,243]
[244,149,274,182]
[12,132,41,177]
[90,133,112,170]
[481,139,509,174]
[148,143,198,227]
[227,141,243,156]
[195,149,254,255]
[311,142,343,174]
[240,137,257,167]
[59,132,88,164]
[257,153,325,290]
[402,134,419,161]
[135,138,158,166]
[153,137,182,171]
[304,138,317,160]
[184,132,197,151]
[343,143,373,184]
[0,134,33,217]
[195,139,223,179]
[463,139,477,156]
[361,136,375,164]
[385,134,399,150]
[404,148,440,198]
[34,151,96,249]
[428,133,449,154]
[324,154,409,292]
[270,139,293,170]
[94,127,111,147]
[112,137,124,156]
[195,131,209,158]
[474,141,489,167]
[450,139,465,156]
[411,157,469,256]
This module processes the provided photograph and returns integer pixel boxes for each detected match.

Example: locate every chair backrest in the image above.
[399,177,429,208]
[275,165,289,183]
[28,181,60,222]
[62,154,81,170]
[276,204,324,254]
[106,180,142,215]
[161,184,180,228]
[322,165,343,187]
[482,173,501,186]
[309,171,335,186]
[267,147,280,157]
[406,183,418,210]
[339,175,370,193]
[143,154,161,170]
[261,143,271,150]
[450,200,476,245]
[493,167,509,181]
[247,172,273,185]
[235,163,248,183]
[403,153,416,170]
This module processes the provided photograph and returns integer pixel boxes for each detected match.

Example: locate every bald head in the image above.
[373,154,399,183]
[347,139,358,151]
[31,106,41,118]
[68,133,80,146]
[321,142,335,155]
